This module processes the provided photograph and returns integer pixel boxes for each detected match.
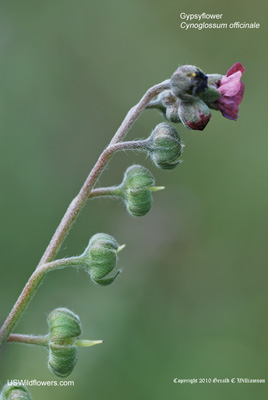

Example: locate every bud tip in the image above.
[75,339,104,347]
[117,244,126,253]
[149,186,165,192]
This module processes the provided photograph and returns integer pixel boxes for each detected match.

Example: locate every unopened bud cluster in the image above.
[170,65,219,130]
[150,66,215,131]
[151,63,245,129]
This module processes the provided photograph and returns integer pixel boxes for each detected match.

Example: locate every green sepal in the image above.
[199,86,220,103]
[0,384,32,400]
[48,344,78,378]
[148,122,183,169]
[120,165,155,217]
[47,308,81,377]
[83,233,121,285]
[92,270,121,286]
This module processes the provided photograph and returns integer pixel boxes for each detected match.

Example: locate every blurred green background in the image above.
[0,0,267,399]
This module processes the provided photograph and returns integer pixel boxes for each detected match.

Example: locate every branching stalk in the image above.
[0,79,170,346]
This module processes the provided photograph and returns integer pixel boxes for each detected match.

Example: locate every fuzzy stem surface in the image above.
[7,334,49,347]
[0,79,170,346]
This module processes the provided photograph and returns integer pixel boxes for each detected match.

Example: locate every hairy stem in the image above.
[7,335,103,348]
[89,185,165,199]
[146,99,166,112]
[89,187,122,198]
[0,257,82,345]
[109,80,170,145]
[7,334,49,347]
[0,79,170,346]
[38,80,169,266]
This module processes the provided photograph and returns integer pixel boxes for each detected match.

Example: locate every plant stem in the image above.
[89,186,122,198]
[146,99,166,112]
[0,257,82,345]
[88,139,150,199]
[7,335,103,348]
[109,80,170,145]
[38,138,151,266]
[38,80,169,266]
[89,186,165,199]
[0,79,170,346]
[7,334,49,347]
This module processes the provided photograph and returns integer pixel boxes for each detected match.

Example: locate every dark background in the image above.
[0,0,267,399]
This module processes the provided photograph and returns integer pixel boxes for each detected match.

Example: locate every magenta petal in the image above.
[213,63,245,121]
[221,110,238,120]
[218,71,242,97]
[217,98,239,120]
[232,82,245,106]
[226,62,245,77]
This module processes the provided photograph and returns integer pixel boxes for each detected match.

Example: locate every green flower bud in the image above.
[147,91,177,118]
[0,384,32,400]
[165,102,180,123]
[148,123,183,169]
[82,233,122,286]
[118,165,163,217]
[178,98,211,131]
[170,65,208,101]
[159,90,177,107]
[48,308,81,377]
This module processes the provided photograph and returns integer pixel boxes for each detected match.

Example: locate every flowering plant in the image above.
[0,62,245,399]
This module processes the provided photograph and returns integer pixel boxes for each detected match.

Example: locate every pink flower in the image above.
[215,63,245,120]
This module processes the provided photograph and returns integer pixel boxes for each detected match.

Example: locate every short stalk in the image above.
[7,334,49,347]
[89,186,122,199]
[146,99,166,112]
